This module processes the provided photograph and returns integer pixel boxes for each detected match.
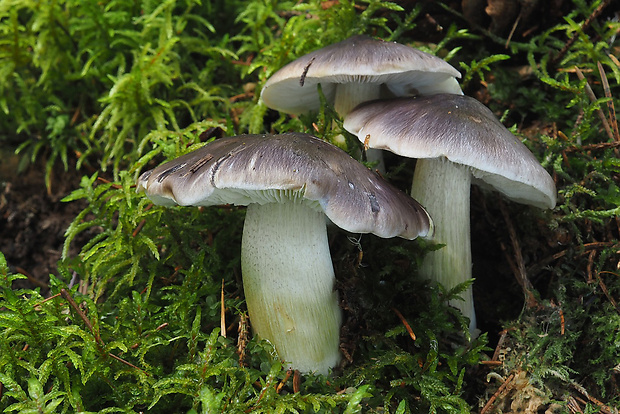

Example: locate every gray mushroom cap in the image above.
[261,35,462,114]
[343,95,557,209]
[137,132,432,239]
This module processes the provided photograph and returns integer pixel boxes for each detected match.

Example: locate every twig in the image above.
[34,292,62,310]
[132,219,146,237]
[59,289,148,374]
[552,0,613,66]
[276,369,293,394]
[391,307,416,342]
[575,67,616,142]
[16,267,49,290]
[596,271,620,314]
[563,141,620,153]
[108,353,143,371]
[293,370,301,393]
[247,370,276,413]
[567,396,585,413]
[498,198,538,308]
[479,360,503,367]
[231,55,253,66]
[587,249,596,283]
[505,13,521,48]
[220,279,227,338]
[571,383,618,414]
[96,176,123,189]
[481,372,516,414]
[527,241,620,275]
[60,288,100,344]
[549,300,566,335]
[597,61,620,141]
[491,329,511,362]
[229,91,254,102]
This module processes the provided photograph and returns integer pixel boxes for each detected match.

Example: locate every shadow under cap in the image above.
[261,35,463,114]
[137,132,433,240]
[343,95,557,209]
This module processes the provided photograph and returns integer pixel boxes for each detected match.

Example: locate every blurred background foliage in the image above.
[0,0,619,412]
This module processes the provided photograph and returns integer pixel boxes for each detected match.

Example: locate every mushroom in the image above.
[137,132,433,374]
[260,35,462,171]
[343,95,556,334]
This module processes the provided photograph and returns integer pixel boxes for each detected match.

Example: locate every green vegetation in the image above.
[1,0,619,412]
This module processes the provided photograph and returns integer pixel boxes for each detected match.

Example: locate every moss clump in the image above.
[1,0,619,412]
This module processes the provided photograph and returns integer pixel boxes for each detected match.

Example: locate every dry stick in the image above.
[96,176,123,189]
[229,91,254,103]
[609,53,620,70]
[527,241,619,275]
[481,329,512,367]
[597,61,620,142]
[16,267,49,290]
[571,383,617,414]
[575,66,616,142]
[505,12,521,48]
[108,353,144,371]
[35,292,62,307]
[549,300,566,335]
[498,198,538,309]
[563,140,620,153]
[59,289,148,374]
[596,271,620,315]
[587,249,597,283]
[247,371,277,413]
[292,370,301,394]
[552,0,613,66]
[491,329,510,362]
[60,288,101,344]
[220,279,227,338]
[391,307,416,342]
[480,372,516,414]
[567,396,585,413]
[275,369,293,394]
[132,217,147,237]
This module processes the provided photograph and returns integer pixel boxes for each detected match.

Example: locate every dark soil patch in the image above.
[0,148,88,292]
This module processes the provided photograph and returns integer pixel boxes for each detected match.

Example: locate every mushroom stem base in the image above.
[241,202,341,374]
[411,158,476,334]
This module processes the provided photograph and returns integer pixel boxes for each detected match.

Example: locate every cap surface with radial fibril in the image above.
[261,35,462,114]
[137,132,433,239]
[343,95,557,209]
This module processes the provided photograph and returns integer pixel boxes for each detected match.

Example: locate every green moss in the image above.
[1,0,619,412]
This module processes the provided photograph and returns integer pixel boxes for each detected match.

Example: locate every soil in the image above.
[0,147,88,292]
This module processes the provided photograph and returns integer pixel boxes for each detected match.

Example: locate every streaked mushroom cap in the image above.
[343,95,557,209]
[261,35,462,114]
[137,132,432,239]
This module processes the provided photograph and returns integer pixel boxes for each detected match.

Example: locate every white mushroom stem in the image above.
[334,83,385,173]
[334,83,381,115]
[410,158,476,335]
[241,201,341,374]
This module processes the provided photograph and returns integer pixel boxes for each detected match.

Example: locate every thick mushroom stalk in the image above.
[411,158,475,331]
[242,202,341,373]
[137,133,433,374]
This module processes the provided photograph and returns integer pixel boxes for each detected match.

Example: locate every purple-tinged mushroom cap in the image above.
[261,35,462,116]
[343,95,556,335]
